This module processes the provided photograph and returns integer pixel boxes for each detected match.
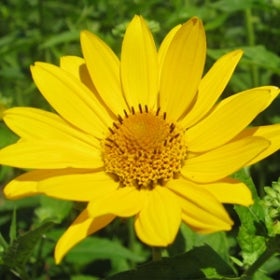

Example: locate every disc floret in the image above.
[103,105,187,189]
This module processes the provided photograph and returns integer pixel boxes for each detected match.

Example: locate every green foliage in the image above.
[65,236,146,265]
[234,169,267,267]
[0,0,280,279]
[1,217,54,280]
[233,171,280,279]
[263,178,280,235]
[106,245,235,280]
[34,196,72,224]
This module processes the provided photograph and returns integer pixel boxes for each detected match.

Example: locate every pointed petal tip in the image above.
[80,30,97,45]
[3,187,12,200]
[80,30,91,44]
[253,85,280,104]
[3,182,37,200]
[236,48,244,55]
[121,13,158,108]
[30,62,53,75]
[55,243,68,264]
[188,17,204,29]
[245,196,254,207]
[132,14,141,20]
[32,61,45,67]
[128,15,143,27]
[223,219,234,230]
[202,214,234,233]
[80,29,89,37]
[30,60,44,69]
[30,63,38,74]
[189,16,201,24]
[226,49,243,65]
[270,86,280,96]
[231,49,244,59]
[54,251,62,265]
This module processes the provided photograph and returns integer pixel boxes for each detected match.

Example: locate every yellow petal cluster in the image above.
[0,15,279,264]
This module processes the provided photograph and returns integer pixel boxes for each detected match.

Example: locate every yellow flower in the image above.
[1,16,280,264]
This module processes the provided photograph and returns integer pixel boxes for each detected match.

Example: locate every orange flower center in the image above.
[103,105,187,189]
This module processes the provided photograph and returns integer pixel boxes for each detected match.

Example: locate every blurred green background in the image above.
[0,0,280,279]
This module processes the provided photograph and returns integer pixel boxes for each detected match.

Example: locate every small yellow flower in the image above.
[1,16,280,263]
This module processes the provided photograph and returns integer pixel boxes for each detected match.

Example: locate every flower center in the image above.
[103,105,187,189]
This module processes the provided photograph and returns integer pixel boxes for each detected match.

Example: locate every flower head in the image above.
[1,15,280,263]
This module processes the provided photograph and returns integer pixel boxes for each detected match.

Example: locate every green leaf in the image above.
[233,169,267,267]
[252,271,273,280]
[210,0,254,12]
[178,223,232,265]
[233,169,260,201]
[0,122,18,148]
[235,204,267,267]
[201,267,223,279]
[35,196,72,223]
[71,276,99,280]
[66,236,145,265]
[262,178,280,236]
[2,221,54,277]
[0,196,40,212]
[106,245,236,280]
[0,232,8,249]
[241,236,280,279]
[40,30,79,49]
[204,14,228,31]
[242,45,280,73]
[9,209,17,243]
[208,45,280,74]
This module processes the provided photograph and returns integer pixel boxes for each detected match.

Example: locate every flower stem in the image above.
[152,247,162,261]
[244,7,259,87]
[128,218,136,268]
[38,0,45,35]
[241,236,280,279]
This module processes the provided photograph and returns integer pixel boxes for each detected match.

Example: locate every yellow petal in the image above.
[60,56,98,94]
[60,55,85,79]
[4,169,118,201]
[3,107,100,148]
[55,210,115,264]
[87,187,146,218]
[186,87,277,152]
[181,136,269,183]
[180,50,243,127]
[159,17,206,120]
[31,62,111,139]
[60,56,119,118]
[158,24,181,75]
[0,140,103,169]
[181,212,231,234]
[81,31,128,115]
[166,178,233,233]
[134,187,181,247]
[236,124,280,166]
[196,177,253,206]
[121,15,159,109]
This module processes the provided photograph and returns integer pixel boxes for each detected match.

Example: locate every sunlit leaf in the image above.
[233,169,267,267]
[35,196,72,223]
